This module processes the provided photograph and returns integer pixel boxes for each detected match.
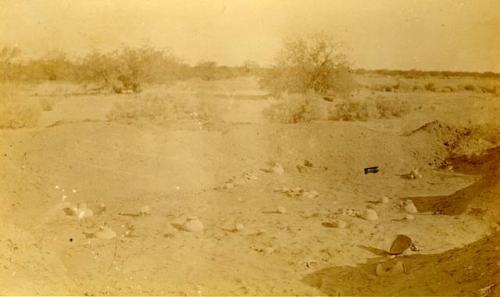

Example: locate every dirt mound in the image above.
[409,146,500,217]
[303,232,500,296]
[406,120,498,167]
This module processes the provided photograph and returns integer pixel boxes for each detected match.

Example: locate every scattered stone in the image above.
[72,189,77,193]
[404,200,418,214]
[223,182,234,189]
[123,224,136,238]
[362,209,379,221]
[182,217,204,232]
[403,168,423,179]
[96,226,116,240]
[388,234,413,255]
[271,163,285,175]
[337,208,361,217]
[140,205,151,216]
[405,214,415,221]
[243,172,257,180]
[235,223,245,231]
[55,185,60,189]
[76,203,94,220]
[277,206,287,214]
[97,204,106,215]
[62,204,77,216]
[381,196,390,204]
[410,168,423,179]
[277,186,318,199]
[62,202,93,220]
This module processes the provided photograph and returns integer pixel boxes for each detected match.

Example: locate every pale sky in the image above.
[1,0,499,71]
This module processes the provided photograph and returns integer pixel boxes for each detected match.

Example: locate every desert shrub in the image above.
[375,98,411,118]
[106,95,177,124]
[0,99,41,129]
[413,85,424,91]
[264,93,412,123]
[424,82,437,92]
[479,85,496,94]
[259,32,357,96]
[328,100,371,121]
[263,94,326,123]
[80,47,182,93]
[106,92,224,125]
[463,84,476,91]
[439,86,456,92]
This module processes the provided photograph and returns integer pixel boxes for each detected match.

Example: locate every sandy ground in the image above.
[0,78,499,295]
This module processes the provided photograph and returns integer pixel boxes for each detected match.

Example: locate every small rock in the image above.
[277,206,287,214]
[235,223,245,231]
[183,217,204,232]
[97,204,106,215]
[389,234,413,255]
[409,168,422,179]
[140,205,151,216]
[404,200,418,214]
[96,226,116,239]
[223,182,234,189]
[62,204,77,216]
[362,209,378,221]
[74,203,93,220]
[381,196,390,204]
[405,214,415,221]
[271,163,284,175]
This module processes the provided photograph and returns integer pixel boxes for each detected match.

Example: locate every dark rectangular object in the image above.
[364,166,379,174]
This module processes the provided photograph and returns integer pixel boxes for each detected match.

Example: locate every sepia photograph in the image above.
[0,0,499,295]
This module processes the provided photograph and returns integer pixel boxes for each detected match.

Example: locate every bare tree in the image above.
[260,32,355,96]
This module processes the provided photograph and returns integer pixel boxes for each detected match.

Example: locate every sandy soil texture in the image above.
[0,77,499,295]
